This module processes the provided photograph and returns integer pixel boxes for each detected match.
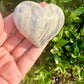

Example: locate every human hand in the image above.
[0,2,47,84]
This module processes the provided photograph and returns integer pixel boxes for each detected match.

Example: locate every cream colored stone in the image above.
[14,1,65,47]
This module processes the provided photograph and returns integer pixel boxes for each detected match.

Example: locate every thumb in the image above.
[0,13,4,35]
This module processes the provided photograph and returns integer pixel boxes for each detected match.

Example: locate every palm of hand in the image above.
[0,2,47,84]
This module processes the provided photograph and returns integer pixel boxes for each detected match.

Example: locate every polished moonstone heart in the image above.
[14,1,65,47]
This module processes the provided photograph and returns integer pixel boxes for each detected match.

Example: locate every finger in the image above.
[4,13,16,35]
[0,47,14,68]
[0,13,4,35]
[0,13,16,46]
[11,39,32,61]
[39,2,47,6]
[0,32,8,47]
[17,44,47,76]
[0,48,22,84]
[0,77,9,84]
[3,30,24,52]
[0,61,22,84]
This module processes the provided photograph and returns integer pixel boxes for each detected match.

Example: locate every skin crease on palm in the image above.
[0,2,47,84]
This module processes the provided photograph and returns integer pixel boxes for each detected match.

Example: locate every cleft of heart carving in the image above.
[14,1,65,47]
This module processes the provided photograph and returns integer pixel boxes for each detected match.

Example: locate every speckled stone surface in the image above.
[14,1,65,47]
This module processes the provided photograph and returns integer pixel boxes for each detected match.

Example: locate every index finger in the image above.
[0,13,16,46]
[4,13,16,35]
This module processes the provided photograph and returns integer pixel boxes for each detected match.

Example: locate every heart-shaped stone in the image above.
[14,1,65,47]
